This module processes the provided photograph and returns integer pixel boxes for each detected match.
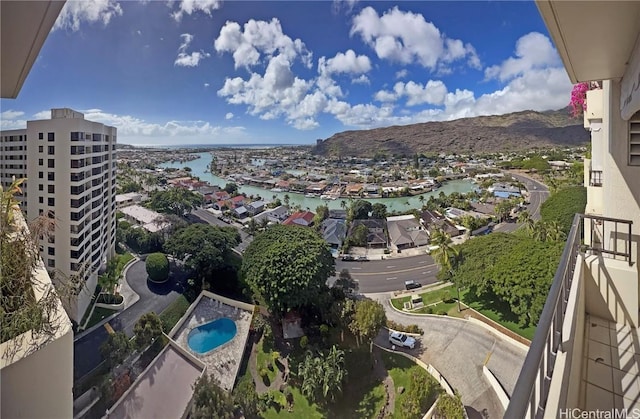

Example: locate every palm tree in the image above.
[418,195,425,207]
[283,194,290,207]
[517,210,535,233]
[532,220,548,242]
[546,221,566,242]
[430,227,462,311]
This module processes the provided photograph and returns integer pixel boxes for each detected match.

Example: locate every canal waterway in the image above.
[160,152,476,213]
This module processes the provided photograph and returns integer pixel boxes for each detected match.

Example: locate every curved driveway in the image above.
[376,301,527,419]
[73,260,188,381]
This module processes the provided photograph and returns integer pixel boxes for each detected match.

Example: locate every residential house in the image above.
[253,205,289,225]
[420,209,462,238]
[229,195,245,208]
[116,192,143,209]
[328,209,348,219]
[350,219,388,248]
[282,211,315,227]
[488,183,521,199]
[386,215,430,251]
[321,218,347,249]
[246,200,266,216]
[119,205,170,233]
[345,183,363,196]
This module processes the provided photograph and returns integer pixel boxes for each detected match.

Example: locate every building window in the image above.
[47,132,55,141]
[38,171,43,179]
[48,159,54,168]
[48,146,54,155]
[38,158,43,166]
[71,132,80,141]
[630,112,640,166]
[38,132,43,140]
[48,197,55,206]
[48,259,55,268]
[48,185,55,194]
[39,196,43,203]
[39,145,43,153]
[48,247,55,256]
[48,172,54,181]
[38,184,43,191]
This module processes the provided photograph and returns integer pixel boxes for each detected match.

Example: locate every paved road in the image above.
[335,254,439,293]
[190,208,253,253]
[376,300,527,419]
[493,173,550,234]
[73,261,188,381]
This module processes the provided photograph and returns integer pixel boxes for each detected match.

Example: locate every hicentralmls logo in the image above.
[559,408,640,419]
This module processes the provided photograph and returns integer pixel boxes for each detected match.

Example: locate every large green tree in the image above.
[296,345,347,402]
[191,374,234,419]
[452,233,563,326]
[147,187,203,217]
[100,331,133,367]
[241,224,334,314]
[134,312,163,349]
[349,299,386,347]
[164,224,240,281]
[350,200,372,220]
[540,186,587,234]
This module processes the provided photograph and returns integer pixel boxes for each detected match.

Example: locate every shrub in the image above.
[145,252,169,282]
[319,324,329,335]
[425,306,434,314]
[386,320,424,335]
[437,310,448,316]
[299,335,308,349]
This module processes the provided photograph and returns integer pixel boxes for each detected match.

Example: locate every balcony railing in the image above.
[589,170,603,187]
[505,213,633,418]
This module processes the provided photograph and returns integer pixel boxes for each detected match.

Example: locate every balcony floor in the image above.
[582,315,640,409]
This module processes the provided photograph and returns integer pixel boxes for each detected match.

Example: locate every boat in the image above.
[305,193,316,198]
[270,188,283,192]
[320,195,331,200]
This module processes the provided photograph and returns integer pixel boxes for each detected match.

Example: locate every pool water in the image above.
[187,317,237,354]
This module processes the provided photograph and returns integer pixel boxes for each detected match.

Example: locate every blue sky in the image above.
[0,0,572,145]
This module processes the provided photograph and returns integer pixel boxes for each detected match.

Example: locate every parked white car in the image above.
[389,331,416,349]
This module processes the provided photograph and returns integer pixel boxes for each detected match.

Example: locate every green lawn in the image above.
[85,307,117,329]
[159,294,190,333]
[256,337,279,385]
[381,351,440,419]
[327,347,386,419]
[390,284,457,311]
[261,387,324,419]
[116,252,134,276]
[465,299,535,340]
[391,285,535,340]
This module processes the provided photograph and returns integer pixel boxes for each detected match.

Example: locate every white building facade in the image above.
[0,108,117,322]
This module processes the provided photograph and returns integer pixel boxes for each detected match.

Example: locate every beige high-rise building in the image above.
[0,108,118,322]
[1,2,74,419]
[507,1,640,416]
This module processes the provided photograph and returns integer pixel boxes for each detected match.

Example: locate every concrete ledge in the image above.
[482,365,509,411]
[95,300,125,311]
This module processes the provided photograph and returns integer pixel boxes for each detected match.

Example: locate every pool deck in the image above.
[171,291,254,392]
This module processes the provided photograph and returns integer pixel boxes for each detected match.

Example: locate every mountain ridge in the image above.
[312,109,589,157]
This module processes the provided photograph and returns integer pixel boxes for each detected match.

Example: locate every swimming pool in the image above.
[187,317,237,354]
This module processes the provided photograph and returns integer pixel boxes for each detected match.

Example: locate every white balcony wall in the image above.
[584,255,639,328]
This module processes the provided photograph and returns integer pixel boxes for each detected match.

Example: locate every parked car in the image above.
[341,255,355,261]
[356,255,368,262]
[404,280,422,290]
[389,331,416,349]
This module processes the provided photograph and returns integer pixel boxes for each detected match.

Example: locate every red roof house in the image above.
[282,211,315,227]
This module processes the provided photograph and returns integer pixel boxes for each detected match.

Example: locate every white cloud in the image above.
[352,75,370,85]
[350,7,480,71]
[214,18,312,70]
[136,30,142,35]
[171,0,222,22]
[0,110,26,130]
[77,109,248,144]
[374,80,447,106]
[54,0,123,31]
[1,110,25,120]
[204,83,210,88]
[323,50,371,75]
[395,69,408,79]
[32,111,52,120]
[175,33,210,67]
[332,0,359,14]
[225,112,234,119]
[484,32,560,82]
